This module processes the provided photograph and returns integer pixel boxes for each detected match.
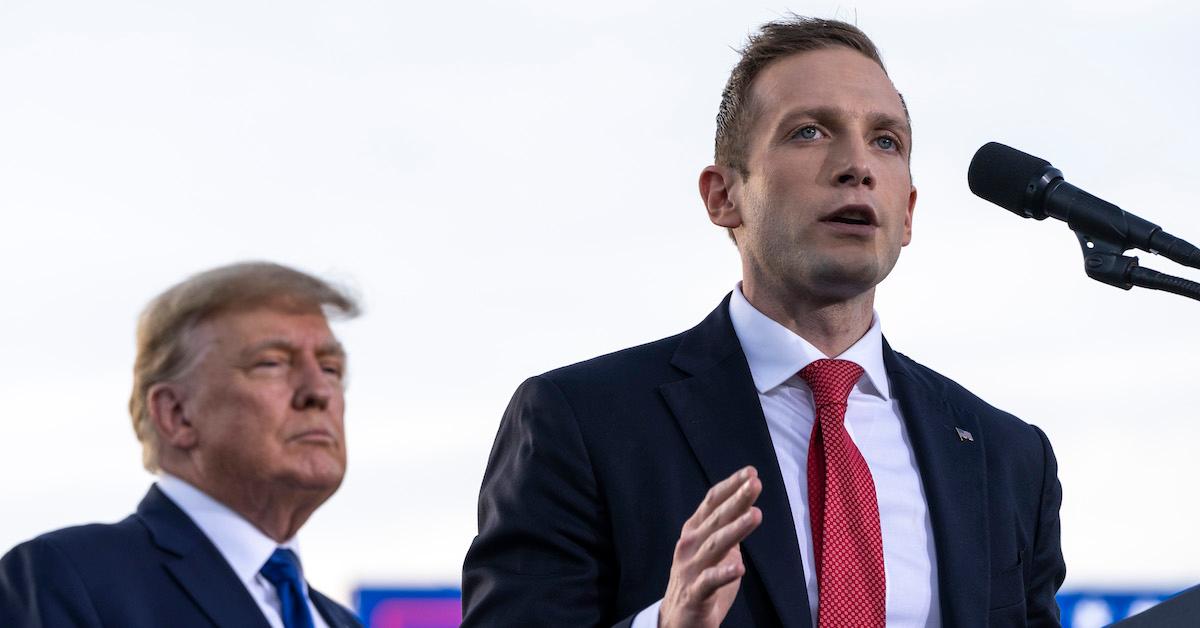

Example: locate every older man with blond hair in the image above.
[0,261,363,628]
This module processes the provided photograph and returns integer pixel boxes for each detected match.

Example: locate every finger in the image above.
[675,468,759,564]
[695,476,761,542]
[684,466,757,531]
[690,506,762,570]
[688,557,746,601]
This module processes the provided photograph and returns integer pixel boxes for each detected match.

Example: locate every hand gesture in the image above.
[659,466,763,628]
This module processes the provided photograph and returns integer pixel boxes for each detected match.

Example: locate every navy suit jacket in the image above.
[462,296,1065,627]
[0,485,362,628]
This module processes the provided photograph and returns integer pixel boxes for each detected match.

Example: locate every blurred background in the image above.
[2,1,1197,625]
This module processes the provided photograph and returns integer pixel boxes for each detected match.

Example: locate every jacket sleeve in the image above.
[1026,425,1067,628]
[0,536,104,628]
[462,375,624,627]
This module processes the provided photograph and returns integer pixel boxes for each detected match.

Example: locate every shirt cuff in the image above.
[631,599,663,628]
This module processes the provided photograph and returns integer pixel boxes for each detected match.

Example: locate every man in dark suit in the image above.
[463,16,1065,628]
[0,262,363,628]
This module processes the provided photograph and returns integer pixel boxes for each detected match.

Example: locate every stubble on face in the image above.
[748,189,894,305]
[733,47,915,309]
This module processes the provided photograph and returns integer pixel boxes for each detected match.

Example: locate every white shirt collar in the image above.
[156,473,304,588]
[728,284,891,399]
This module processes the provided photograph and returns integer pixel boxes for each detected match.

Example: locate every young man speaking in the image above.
[464,16,1065,628]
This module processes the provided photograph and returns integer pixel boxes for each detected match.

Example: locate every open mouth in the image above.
[822,205,877,227]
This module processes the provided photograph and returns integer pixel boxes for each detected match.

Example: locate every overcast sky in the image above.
[2,0,1198,606]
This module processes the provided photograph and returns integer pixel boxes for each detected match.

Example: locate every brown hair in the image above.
[130,261,360,472]
[714,16,906,177]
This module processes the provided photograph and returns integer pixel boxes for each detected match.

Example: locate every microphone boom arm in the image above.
[1075,232,1200,301]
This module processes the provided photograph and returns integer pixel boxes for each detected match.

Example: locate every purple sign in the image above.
[355,587,461,628]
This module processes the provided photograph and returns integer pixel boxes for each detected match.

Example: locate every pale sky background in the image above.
[2,0,1198,609]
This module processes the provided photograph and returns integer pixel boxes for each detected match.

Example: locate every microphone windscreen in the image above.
[968,142,1052,215]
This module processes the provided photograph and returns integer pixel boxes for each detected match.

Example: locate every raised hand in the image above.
[659,466,763,628]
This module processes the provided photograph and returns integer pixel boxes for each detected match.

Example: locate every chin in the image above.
[282,459,346,493]
[805,260,883,299]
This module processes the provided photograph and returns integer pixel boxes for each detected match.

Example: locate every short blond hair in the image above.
[130,261,360,472]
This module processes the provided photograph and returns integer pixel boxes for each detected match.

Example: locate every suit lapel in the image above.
[311,588,361,628]
[136,486,273,628]
[884,342,988,627]
[659,297,813,628]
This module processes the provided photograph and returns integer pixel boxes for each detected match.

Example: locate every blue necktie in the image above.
[260,548,317,628]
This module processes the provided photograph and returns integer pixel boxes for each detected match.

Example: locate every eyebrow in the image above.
[240,338,347,360]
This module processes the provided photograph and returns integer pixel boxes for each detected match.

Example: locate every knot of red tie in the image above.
[799,358,863,407]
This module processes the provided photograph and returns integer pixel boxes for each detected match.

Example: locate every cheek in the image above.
[331,399,347,435]
[883,163,914,196]
[222,387,293,440]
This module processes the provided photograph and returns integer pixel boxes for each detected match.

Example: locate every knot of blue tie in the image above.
[260,548,316,628]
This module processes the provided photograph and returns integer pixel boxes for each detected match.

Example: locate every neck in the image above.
[741,277,875,357]
[163,462,329,543]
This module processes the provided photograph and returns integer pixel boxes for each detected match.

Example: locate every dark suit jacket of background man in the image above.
[462,295,1065,627]
[0,486,362,628]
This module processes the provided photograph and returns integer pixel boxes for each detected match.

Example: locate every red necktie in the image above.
[801,358,886,628]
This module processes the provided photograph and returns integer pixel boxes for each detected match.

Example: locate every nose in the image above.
[292,354,334,411]
[830,139,875,189]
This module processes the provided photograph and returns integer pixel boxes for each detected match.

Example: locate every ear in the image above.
[699,165,743,230]
[147,382,199,450]
[902,184,917,246]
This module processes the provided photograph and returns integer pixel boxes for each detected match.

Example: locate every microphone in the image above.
[968,142,1200,270]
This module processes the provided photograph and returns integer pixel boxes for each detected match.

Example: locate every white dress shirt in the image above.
[634,287,940,627]
[156,474,331,628]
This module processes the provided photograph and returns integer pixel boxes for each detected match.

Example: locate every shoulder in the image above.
[521,296,736,403]
[497,331,690,430]
[494,331,693,455]
[2,515,149,576]
[536,331,688,395]
[890,350,1051,449]
[0,517,148,626]
[8,515,146,559]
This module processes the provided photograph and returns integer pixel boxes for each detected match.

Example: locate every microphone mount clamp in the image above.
[1073,231,1200,301]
